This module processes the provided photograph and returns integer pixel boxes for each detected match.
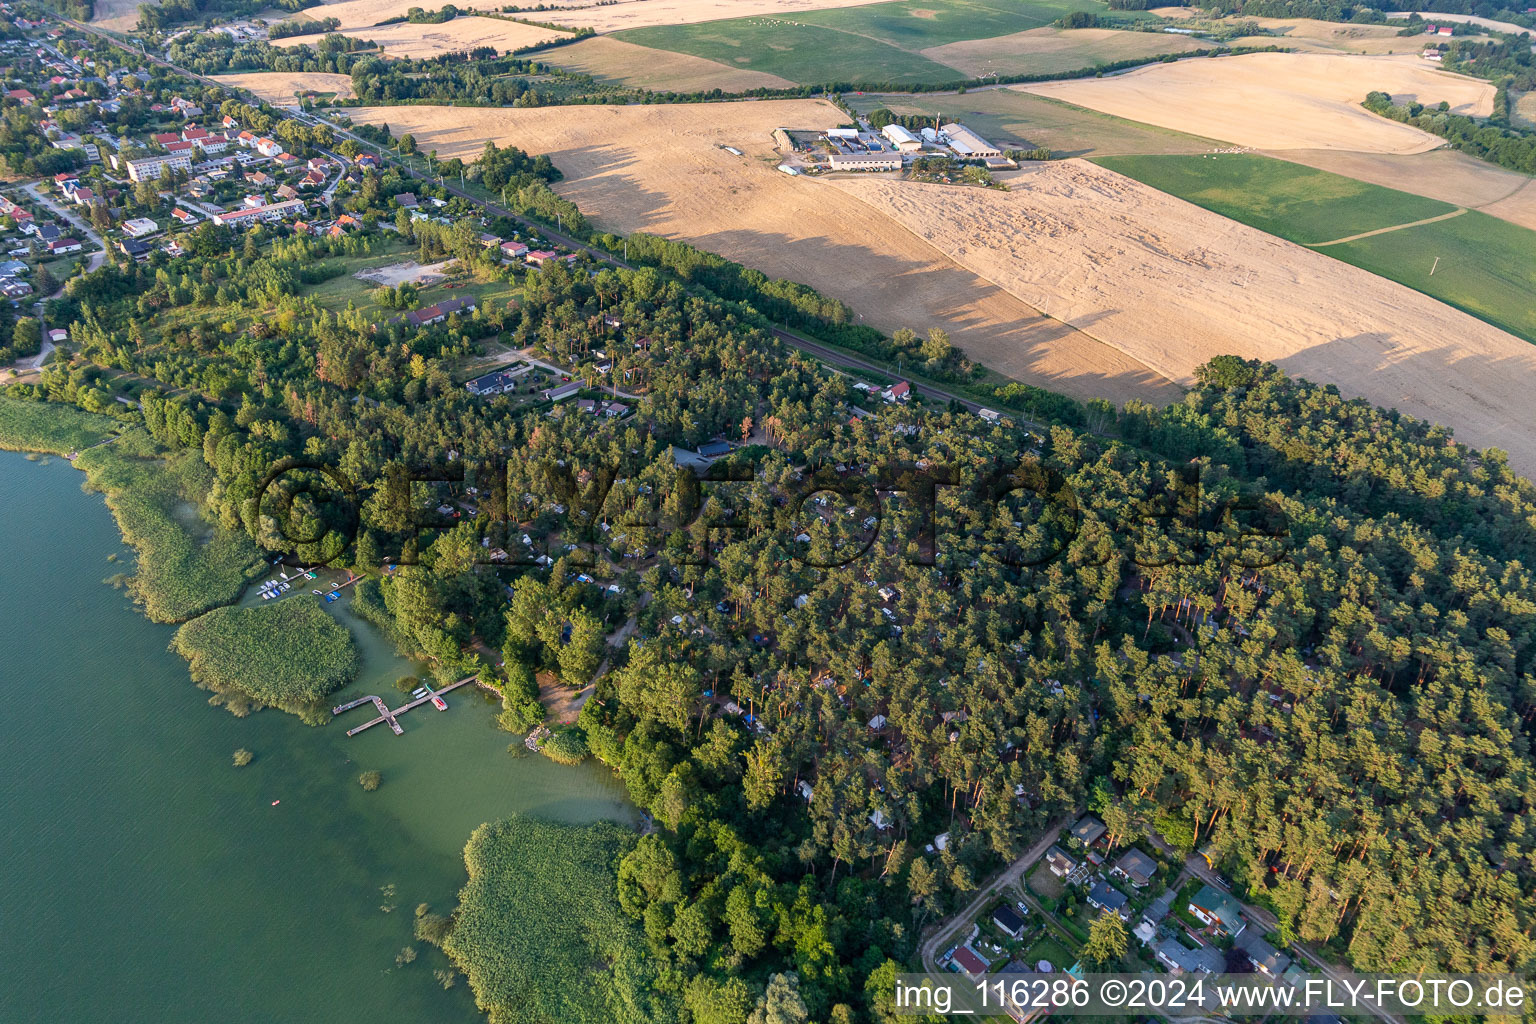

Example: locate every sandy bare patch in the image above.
[922,27,1207,78]
[213,72,356,106]
[1149,6,1195,17]
[1019,52,1494,153]
[355,259,455,286]
[344,100,1179,405]
[530,35,795,91]
[1270,148,1536,231]
[829,161,1536,474]
[276,16,569,57]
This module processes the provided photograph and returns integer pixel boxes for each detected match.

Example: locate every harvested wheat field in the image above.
[277,17,569,58]
[528,36,794,91]
[829,161,1536,473]
[344,100,1179,404]
[540,0,895,33]
[1020,52,1494,153]
[91,0,150,31]
[1271,148,1536,231]
[1225,17,1428,54]
[921,27,1208,78]
[214,72,356,106]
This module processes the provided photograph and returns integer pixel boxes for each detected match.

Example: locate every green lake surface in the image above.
[0,450,633,1023]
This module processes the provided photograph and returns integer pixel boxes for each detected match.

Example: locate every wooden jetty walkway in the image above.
[334,676,477,737]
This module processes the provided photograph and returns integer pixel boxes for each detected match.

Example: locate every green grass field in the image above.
[0,397,118,455]
[1095,153,1536,343]
[615,0,1109,86]
[1094,154,1457,244]
[1330,211,1536,345]
[848,89,1220,157]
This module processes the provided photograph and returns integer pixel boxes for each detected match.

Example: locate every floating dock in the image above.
[334,676,476,736]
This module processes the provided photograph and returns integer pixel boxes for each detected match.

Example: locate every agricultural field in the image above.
[275,17,570,58]
[614,0,1112,86]
[523,36,795,92]
[542,0,922,33]
[1220,16,1453,54]
[828,161,1536,474]
[847,87,1223,157]
[1097,153,1536,342]
[1272,148,1536,231]
[1511,90,1536,131]
[921,26,1207,78]
[90,0,150,31]
[0,397,117,456]
[1020,52,1494,153]
[344,100,1180,405]
[1328,211,1536,346]
[212,71,356,107]
[1094,153,1457,244]
[171,599,361,717]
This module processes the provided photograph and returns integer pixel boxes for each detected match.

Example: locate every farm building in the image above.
[881,124,923,152]
[940,123,1001,159]
[827,152,901,172]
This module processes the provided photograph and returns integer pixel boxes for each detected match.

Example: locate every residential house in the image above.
[393,192,418,208]
[1110,849,1158,888]
[117,238,151,260]
[122,217,157,238]
[992,905,1027,939]
[1070,815,1107,847]
[47,237,81,254]
[384,295,477,330]
[881,380,911,403]
[1188,884,1246,937]
[541,381,580,402]
[1087,880,1131,920]
[1044,845,1076,877]
[1153,938,1223,975]
[499,240,528,260]
[952,946,989,980]
[1236,931,1291,979]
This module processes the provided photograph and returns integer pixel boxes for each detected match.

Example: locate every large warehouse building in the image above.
[880,124,923,152]
[827,152,902,171]
[940,123,1001,159]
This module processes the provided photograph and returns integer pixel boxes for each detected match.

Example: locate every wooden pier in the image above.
[334,676,477,736]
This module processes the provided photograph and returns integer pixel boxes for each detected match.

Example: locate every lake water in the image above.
[0,450,633,1023]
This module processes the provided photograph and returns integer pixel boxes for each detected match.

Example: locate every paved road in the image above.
[918,813,1076,970]
[22,180,108,277]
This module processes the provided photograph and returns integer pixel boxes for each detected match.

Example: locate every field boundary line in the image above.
[1307,207,1467,246]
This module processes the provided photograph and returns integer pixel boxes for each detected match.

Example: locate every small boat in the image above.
[325,592,339,603]
[261,592,272,600]
[431,695,447,711]
[312,589,322,595]
[271,800,280,806]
